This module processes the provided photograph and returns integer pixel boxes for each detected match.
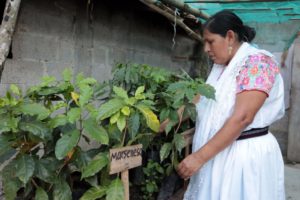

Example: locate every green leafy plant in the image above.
[112,63,215,198]
[0,69,124,200]
[141,160,165,200]
[0,63,214,200]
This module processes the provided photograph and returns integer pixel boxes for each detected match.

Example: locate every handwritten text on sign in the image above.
[109,144,143,174]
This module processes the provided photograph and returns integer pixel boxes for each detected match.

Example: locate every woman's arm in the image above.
[177,90,267,179]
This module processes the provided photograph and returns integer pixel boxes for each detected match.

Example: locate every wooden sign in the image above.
[109,144,143,200]
[109,144,143,174]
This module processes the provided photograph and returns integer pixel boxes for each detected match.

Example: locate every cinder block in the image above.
[1,59,45,85]
[12,33,59,61]
[43,61,74,81]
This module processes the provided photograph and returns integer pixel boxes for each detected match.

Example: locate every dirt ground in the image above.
[285,163,300,200]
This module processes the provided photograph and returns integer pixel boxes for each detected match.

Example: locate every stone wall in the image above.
[0,0,197,93]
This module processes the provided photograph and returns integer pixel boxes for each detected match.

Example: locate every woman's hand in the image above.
[177,153,204,180]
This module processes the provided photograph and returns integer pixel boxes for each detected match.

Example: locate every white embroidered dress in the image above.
[183,43,285,200]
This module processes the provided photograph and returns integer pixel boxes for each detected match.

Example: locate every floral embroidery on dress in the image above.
[236,53,280,95]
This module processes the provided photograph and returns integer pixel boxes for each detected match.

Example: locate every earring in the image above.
[228,46,233,56]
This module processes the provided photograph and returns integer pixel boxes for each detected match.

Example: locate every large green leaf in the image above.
[67,107,81,124]
[136,104,159,132]
[83,118,109,144]
[34,158,57,183]
[15,154,35,184]
[19,120,52,141]
[79,85,93,107]
[80,186,107,200]
[81,152,109,179]
[97,99,125,120]
[197,83,216,100]
[127,112,140,140]
[116,114,126,132]
[160,143,172,162]
[16,103,50,120]
[74,148,92,170]
[55,129,80,160]
[49,114,68,128]
[113,86,128,99]
[53,179,72,200]
[106,178,124,200]
[35,187,49,200]
[174,134,186,153]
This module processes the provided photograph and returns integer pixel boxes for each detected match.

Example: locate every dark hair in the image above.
[203,10,256,42]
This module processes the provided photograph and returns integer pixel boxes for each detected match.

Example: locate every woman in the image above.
[177,10,285,200]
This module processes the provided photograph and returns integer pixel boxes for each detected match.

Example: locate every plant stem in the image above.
[31,179,39,188]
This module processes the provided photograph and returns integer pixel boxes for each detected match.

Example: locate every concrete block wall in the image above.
[0,0,196,91]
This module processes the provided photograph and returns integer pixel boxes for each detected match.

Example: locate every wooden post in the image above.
[121,170,129,200]
[109,144,143,200]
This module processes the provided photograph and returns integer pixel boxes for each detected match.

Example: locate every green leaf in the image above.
[121,106,130,116]
[63,68,72,82]
[83,118,109,144]
[77,77,97,86]
[81,152,109,179]
[67,107,81,124]
[159,108,170,122]
[55,129,80,160]
[3,178,21,200]
[35,187,49,200]
[0,115,19,133]
[2,161,22,200]
[0,134,16,163]
[34,158,57,183]
[160,143,172,162]
[79,85,93,107]
[19,120,52,140]
[15,154,35,184]
[117,114,126,132]
[113,86,128,99]
[135,86,145,97]
[127,112,140,140]
[198,83,216,100]
[125,97,136,106]
[17,103,50,120]
[106,178,124,200]
[49,114,68,128]
[53,179,72,200]
[80,186,107,200]
[173,134,186,153]
[98,99,125,120]
[10,84,21,96]
[73,148,92,170]
[110,111,120,124]
[136,104,159,132]
[40,76,56,87]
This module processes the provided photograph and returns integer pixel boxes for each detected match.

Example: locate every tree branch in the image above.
[0,0,22,79]
[160,0,209,20]
[140,0,203,42]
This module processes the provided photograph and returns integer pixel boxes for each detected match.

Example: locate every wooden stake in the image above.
[121,170,129,200]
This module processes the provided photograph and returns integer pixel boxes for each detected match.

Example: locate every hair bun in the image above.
[243,25,256,42]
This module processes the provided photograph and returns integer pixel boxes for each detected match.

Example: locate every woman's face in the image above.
[203,29,230,65]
